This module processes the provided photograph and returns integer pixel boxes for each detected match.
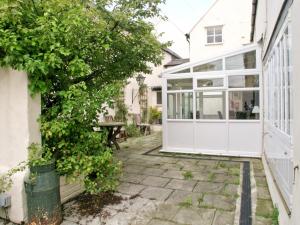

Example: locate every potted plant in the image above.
[24,144,62,225]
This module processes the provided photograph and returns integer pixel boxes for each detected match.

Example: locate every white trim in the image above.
[160,148,262,158]
[162,44,258,75]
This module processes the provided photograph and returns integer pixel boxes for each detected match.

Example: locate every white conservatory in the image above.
[161,45,262,157]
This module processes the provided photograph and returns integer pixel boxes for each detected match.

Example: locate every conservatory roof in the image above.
[162,44,258,76]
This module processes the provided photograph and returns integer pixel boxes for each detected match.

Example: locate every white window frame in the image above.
[206,25,223,44]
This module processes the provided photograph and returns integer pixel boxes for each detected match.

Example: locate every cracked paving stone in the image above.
[117,182,146,195]
[193,181,224,194]
[199,194,236,211]
[141,176,171,187]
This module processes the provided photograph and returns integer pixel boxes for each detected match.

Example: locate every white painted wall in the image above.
[123,51,173,115]
[254,0,285,53]
[254,1,300,224]
[0,69,41,223]
[189,0,252,61]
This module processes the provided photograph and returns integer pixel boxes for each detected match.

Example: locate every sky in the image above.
[153,0,214,58]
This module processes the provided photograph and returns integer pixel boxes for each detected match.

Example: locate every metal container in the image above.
[25,161,62,224]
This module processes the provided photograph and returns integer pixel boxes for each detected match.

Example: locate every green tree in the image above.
[0,0,167,193]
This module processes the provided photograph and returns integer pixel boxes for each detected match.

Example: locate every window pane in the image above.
[215,35,222,43]
[207,36,214,43]
[215,27,222,35]
[225,50,256,70]
[228,75,259,88]
[193,59,223,72]
[197,78,224,87]
[156,91,162,104]
[167,93,193,119]
[207,28,214,35]
[196,91,225,119]
[172,68,191,74]
[167,79,193,90]
[229,91,260,120]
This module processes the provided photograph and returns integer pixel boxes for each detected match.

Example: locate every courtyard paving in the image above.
[0,132,274,225]
[60,132,275,225]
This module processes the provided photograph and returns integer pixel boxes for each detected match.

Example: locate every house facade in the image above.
[161,0,300,224]
[252,0,300,224]
[108,49,188,123]
[189,0,253,61]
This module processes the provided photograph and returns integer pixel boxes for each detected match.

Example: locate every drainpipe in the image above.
[185,33,191,59]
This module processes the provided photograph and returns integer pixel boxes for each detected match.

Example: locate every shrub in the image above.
[149,107,162,124]
[125,124,141,137]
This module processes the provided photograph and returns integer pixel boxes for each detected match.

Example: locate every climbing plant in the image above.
[0,0,167,193]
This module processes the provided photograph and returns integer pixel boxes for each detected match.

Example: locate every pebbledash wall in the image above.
[252,0,300,224]
[0,69,83,223]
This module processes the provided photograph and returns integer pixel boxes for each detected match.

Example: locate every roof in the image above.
[164,58,190,68]
[163,48,182,59]
[189,0,220,33]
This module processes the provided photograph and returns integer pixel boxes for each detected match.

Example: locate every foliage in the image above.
[28,143,53,167]
[182,171,193,180]
[0,162,27,194]
[125,123,141,137]
[149,107,162,124]
[271,207,279,225]
[179,197,193,208]
[0,0,167,194]
[114,90,128,122]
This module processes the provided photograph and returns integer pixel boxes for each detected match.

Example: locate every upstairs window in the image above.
[206,26,223,44]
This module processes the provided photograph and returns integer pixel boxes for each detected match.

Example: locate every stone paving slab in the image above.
[172,207,215,225]
[166,179,197,192]
[141,176,171,187]
[199,194,236,211]
[193,181,224,194]
[117,182,146,195]
[140,187,173,201]
[120,173,147,184]
[165,190,202,207]
[212,210,235,225]
[152,204,181,220]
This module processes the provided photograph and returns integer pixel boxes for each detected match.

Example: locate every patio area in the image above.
[60,132,274,225]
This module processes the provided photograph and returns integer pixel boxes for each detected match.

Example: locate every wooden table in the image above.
[97,122,125,150]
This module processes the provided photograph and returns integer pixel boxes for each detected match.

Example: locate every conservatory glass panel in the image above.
[196,91,226,119]
[197,78,224,88]
[167,92,193,119]
[225,50,256,70]
[193,59,223,72]
[228,75,259,88]
[171,68,191,74]
[167,79,193,90]
[229,91,260,120]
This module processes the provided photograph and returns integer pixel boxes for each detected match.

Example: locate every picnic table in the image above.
[97,122,125,150]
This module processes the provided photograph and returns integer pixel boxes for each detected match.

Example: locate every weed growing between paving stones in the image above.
[179,197,193,208]
[208,173,215,181]
[182,171,193,180]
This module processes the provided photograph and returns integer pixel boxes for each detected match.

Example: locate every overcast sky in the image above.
[153,0,214,58]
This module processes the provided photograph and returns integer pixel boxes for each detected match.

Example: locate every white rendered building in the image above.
[189,0,253,61]
[161,1,300,224]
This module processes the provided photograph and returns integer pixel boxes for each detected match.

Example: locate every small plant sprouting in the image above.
[271,207,279,225]
[208,173,215,181]
[197,195,204,206]
[182,171,193,180]
[179,197,193,208]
